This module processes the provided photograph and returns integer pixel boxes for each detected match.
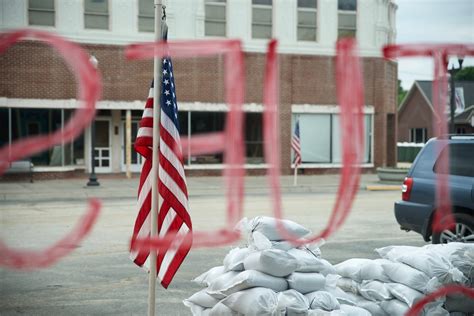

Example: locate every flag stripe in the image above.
[131,56,192,288]
[292,120,302,167]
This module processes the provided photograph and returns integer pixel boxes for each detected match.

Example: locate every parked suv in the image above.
[394,135,474,244]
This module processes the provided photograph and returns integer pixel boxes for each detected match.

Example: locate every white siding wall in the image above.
[0,0,396,57]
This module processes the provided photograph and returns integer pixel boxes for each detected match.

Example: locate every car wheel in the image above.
[432,213,474,244]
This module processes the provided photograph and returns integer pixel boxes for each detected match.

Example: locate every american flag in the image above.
[130,57,192,288]
[291,119,301,167]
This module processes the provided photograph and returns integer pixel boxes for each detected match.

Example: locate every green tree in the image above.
[398,79,408,106]
[455,66,474,81]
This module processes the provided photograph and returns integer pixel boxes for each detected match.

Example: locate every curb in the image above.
[365,184,401,191]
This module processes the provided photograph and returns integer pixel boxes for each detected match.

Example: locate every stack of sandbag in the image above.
[184,216,351,315]
[333,243,473,316]
[184,216,474,315]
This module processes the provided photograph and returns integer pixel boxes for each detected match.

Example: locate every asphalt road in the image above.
[0,181,426,315]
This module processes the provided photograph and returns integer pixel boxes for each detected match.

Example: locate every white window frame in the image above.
[297,1,318,42]
[337,0,357,39]
[291,104,374,168]
[204,0,227,37]
[28,0,56,27]
[138,0,154,33]
[84,0,110,31]
[252,1,273,39]
[409,128,427,143]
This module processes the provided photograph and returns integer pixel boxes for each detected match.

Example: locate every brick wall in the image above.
[1,41,398,174]
[398,88,433,142]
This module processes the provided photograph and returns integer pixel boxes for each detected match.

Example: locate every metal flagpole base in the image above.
[87,174,100,186]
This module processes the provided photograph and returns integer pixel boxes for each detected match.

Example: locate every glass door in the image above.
[94,119,112,173]
[121,120,143,172]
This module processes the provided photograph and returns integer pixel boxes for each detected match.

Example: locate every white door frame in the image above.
[94,117,113,173]
[120,119,143,172]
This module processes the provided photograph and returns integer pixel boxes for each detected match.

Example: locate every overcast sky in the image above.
[396,0,474,90]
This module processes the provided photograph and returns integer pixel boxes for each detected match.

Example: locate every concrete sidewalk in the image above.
[0,173,401,203]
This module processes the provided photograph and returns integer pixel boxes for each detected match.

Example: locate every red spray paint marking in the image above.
[406,284,474,316]
[126,39,245,249]
[384,43,474,316]
[0,29,102,270]
[384,43,474,234]
[265,39,364,246]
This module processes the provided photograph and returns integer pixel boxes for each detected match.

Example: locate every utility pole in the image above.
[448,58,463,134]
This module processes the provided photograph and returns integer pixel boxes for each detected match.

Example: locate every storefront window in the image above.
[293,112,372,164]
[2,108,84,167]
[190,111,225,164]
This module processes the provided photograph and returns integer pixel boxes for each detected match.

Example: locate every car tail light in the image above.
[402,177,413,201]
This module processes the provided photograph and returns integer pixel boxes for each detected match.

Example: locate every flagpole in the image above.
[148,0,163,315]
[293,164,298,186]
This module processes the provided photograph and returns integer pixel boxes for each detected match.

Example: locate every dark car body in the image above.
[394,135,474,243]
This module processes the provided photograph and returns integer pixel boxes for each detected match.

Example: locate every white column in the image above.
[274,0,297,44]
[111,0,137,35]
[318,0,338,50]
[111,110,122,172]
[0,0,27,29]
[227,0,251,40]
[56,0,82,33]
[125,109,132,178]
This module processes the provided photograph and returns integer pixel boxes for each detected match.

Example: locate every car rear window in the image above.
[433,143,474,177]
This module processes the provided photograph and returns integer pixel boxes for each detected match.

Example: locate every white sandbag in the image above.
[445,293,474,314]
[207,270,288,299]
[205,271,240,299]
[307,309,346,316]
[277,289,310,315]
[306,291,340,311]
[357,299,388,316]
[334,258,374,282]
[250,231,273,250]
[193,266,226,286]
[287,272,337,294]
[239,216,311,241]
[380,299,409,316]
[184,288,220,308]
[336,277,360,295]
[243,249,299,277]
[288,248,336,275]
[381,261,434,292]
[272,240,297,251]
[358,280,392,301]
[208,302,241,316]
[220,287,281,316]
[249,231,296,251]
[303,242,324,258]
[335,258,390,282]
[223,247,252,272]
[359,259,392,282]
[324,287,359,306]
[422,300,449,316]
[183,299,209,316]
[339,304,371,316]
[385,282,423,307]
[375,245,419,261]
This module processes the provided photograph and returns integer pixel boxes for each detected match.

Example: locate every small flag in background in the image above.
[131,57,192,289]
[455,87,465,114]
[291,119,302,168]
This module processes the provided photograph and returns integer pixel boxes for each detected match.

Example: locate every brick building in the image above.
[398,80,474,143]
[0,0,398,177]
